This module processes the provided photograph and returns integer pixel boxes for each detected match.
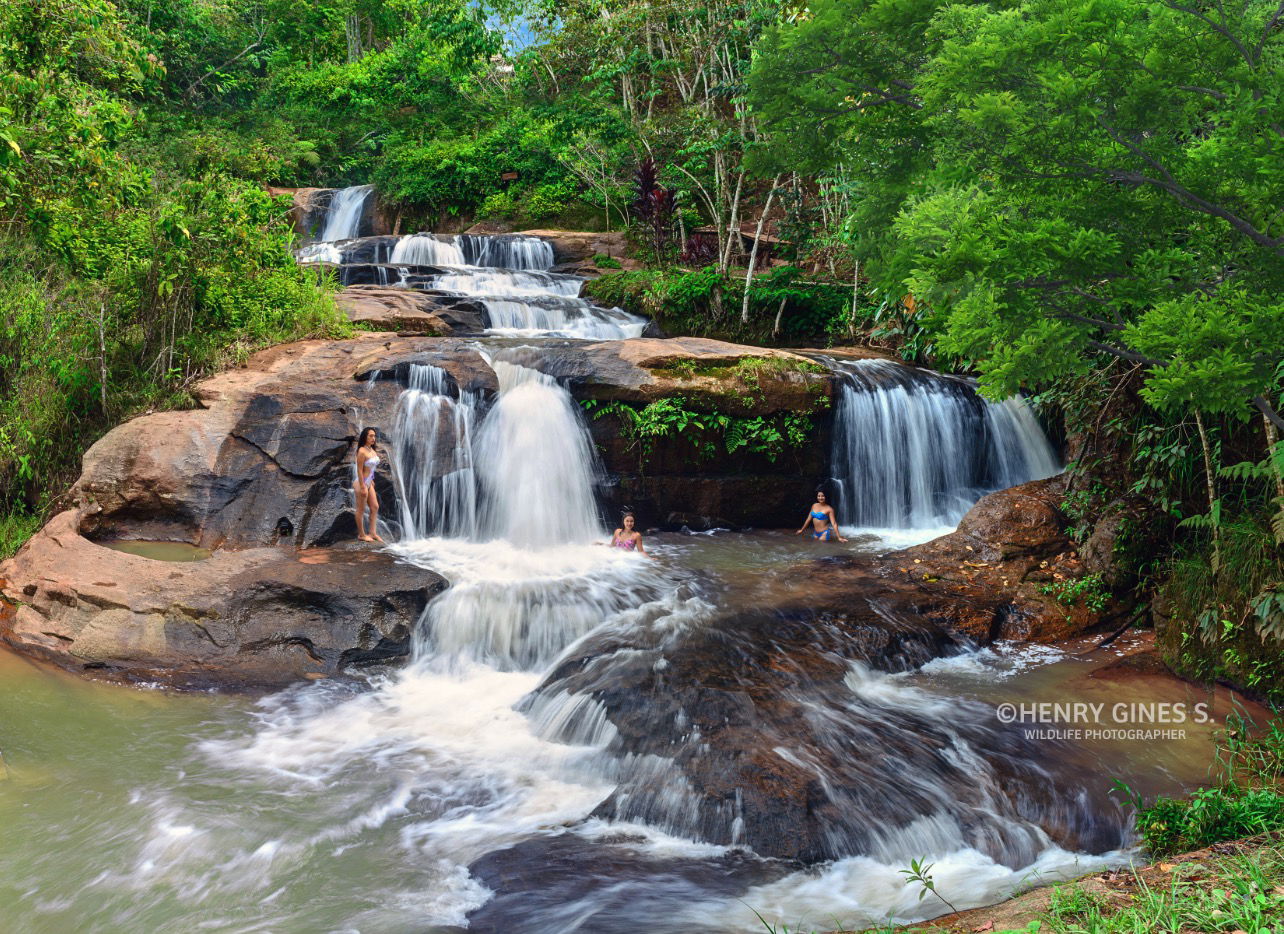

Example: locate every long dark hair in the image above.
[359,427,378,450]
[620,506,636,526]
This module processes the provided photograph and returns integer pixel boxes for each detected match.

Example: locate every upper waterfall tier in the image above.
[294,226,647,339]
[317,184,374,242]
[829,358,1060,532]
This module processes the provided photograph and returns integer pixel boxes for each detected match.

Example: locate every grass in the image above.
[0,512,40,561]
[1122,713,1284,857]
[1038,845,1284,934]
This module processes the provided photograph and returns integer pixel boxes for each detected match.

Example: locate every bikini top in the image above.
[363,454,381,468]
[810,509,827,520]
[613,535,637,550]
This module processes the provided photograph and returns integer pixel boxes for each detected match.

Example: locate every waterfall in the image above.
[318,184,374,242]
[389,234,554,270]
[390,234,468,266]
[293,209,644,337]
[427,269,584,298]
[476,362,605,548]
[389,360,604,548]
[829,359,1059,531]
[389,365,483,541]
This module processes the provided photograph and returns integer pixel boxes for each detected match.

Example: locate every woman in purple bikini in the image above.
[606,509,656,559]
[795,488,848,543]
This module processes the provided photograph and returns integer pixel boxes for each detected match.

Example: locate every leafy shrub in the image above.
[581,397,813,463]
[1118,715,1284,857]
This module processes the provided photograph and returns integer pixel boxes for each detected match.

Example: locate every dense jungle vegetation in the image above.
[1,0,1282,702]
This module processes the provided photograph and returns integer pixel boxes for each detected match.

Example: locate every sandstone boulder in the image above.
[0,511,444,688]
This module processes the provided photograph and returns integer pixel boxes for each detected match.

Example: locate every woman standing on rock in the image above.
[354,427,385,543]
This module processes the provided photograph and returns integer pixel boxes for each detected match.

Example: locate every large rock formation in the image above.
[0,511,443,688]
[335,286,487,334]
[0,333,896,684]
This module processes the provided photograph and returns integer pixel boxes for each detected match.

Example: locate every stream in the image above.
[0,192,1255,933]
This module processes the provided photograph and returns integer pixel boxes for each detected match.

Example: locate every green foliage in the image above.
[899,857,959,915]
[581,397,813,464]
[586,266,854,346]
[1039,574,1109,613]
[1039,849,1284,934]
[749,0,1284,418]
[1132,786,1284,859]
[591,253,621,269]
[1117,716,1284,858]
[0,512,40,560]
[0,0,348,512]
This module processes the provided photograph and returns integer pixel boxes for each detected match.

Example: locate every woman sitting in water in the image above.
[603,509,656,559]
[795,488,848,543]
[354,427,385,543]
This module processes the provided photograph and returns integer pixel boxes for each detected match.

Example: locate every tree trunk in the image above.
[741,176,780,324]
[720,169,745,274]
[771,295,788,338]
[849,256,860,341]
[97,302,108,414]
[1265,413,1284,544]
[1194,410,1220,572]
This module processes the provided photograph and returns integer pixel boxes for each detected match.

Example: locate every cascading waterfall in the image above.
[389,364,483,541]
[318,184,374,242]
[389,359,604,549]
[390,233,554,270]
[829,359,1059,531]
[476,362,605,548]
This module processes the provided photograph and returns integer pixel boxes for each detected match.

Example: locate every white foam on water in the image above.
[912,642,1070,680]
[698,845,1126,932]
[840,523,960,550]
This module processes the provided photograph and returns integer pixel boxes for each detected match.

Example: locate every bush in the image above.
[1120,715,1284,857]
[584,265,854,346]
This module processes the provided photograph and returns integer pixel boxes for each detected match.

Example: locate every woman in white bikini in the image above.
[354,427,384,543]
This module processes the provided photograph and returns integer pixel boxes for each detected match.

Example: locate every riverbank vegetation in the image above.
[2,0,1281,699]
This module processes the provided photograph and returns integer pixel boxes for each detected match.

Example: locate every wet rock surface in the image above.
[1,336,1103,689]
[0,511,443,688]
[530,574,1125,864]
[335,285,487,334]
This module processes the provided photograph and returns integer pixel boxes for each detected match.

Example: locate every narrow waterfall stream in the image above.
[0,202,1245,934]
[319,184,374,242]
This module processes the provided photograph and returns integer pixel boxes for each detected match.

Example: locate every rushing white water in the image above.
[390,233,554,270]
[429,268,585,298]
[830,359,1060,532]
[303,227,647,338]
[390,233,468,266]
[388,359,607,547]
[389,364,483,541]
[138,190,1119,933]
[318,184,374,242]
[477,362,605,548]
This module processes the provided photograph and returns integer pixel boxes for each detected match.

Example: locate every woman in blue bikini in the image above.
[795,489,847,543]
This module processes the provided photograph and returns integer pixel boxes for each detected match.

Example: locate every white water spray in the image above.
[830,359,1059,531]
[318,184,374,242]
